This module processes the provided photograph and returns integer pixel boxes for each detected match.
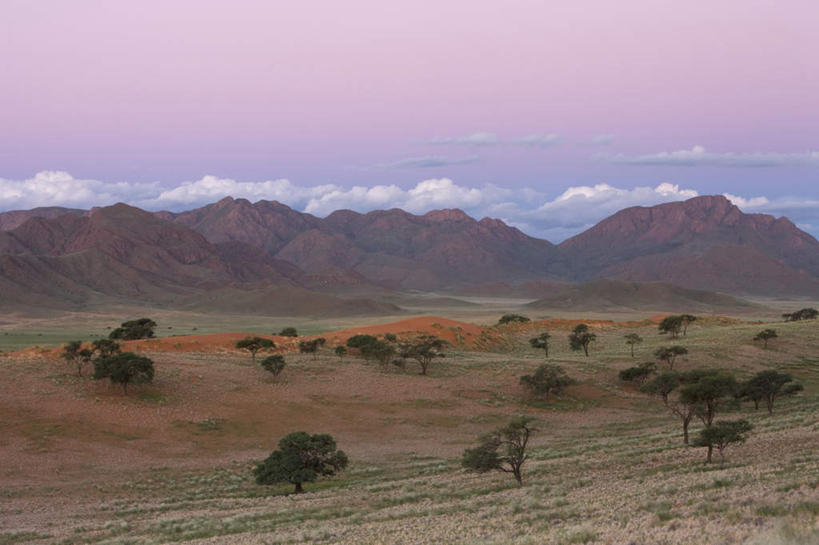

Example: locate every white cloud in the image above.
[2,171,818,241]
[604,145,819,167]
[587,134,615,146]
[428,132,500,146]
[425,132,562,148]
[511,134,561,148]
[371,155,479,169]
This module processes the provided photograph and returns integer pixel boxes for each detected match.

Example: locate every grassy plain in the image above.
[0,299,817,544]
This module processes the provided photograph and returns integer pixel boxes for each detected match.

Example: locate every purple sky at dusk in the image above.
[1,0,818,240]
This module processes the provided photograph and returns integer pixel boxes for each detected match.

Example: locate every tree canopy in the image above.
[568,324,596,357]
[498,314,530,325]
[109,318,157,340]
[261,355,286,377]
[520,364,575,400]
[740,370,802,414]
[236,336,275,362]
[692,419,752,464]
[93,352,154,394]
[407,335,447,375]
[654,346,688,369]
[462,417,535,485]
[658,315,684,339]
[529,332,551,358]
[624,333,643,357]
[753,329,778,349]
[254,432,348,493]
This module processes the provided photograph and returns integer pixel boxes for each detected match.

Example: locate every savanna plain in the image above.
[1,298,818,545]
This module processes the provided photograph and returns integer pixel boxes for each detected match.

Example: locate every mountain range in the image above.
[1,195,817,313]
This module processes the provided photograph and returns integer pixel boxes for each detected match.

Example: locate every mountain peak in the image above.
[423,209,471,222]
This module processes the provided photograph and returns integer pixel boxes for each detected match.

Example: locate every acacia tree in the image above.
[462,417,535,486]
[520,364,575,400]
[642,371,696,443]
[261,355,286,377]
[236,336,275,363]
[654,346,688,369]
[62,341,93,377]
[299,338,325,360]
[254,432,348,493]
[529,332,551,358]
[658,316,684,339]
[334,346,347,359]
[408,335,447,375]
[680,315,697,336]
[498,314,530,325]
[619,361,656,385]
[92,338,121,359]
[279,327,298,337]
[692,420,752,464]
[624,333,643,357]
[679,371,738,428]
[93,352,154,394]
[568,324,596,357]
[753,329,778,349]
[109,318,157,340]
[741,370,802,415]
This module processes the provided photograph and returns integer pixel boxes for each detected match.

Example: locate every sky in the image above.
[1,0,818,241]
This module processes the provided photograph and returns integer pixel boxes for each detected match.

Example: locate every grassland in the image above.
[0,306,817,544]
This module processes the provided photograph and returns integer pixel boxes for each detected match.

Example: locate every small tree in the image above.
[741,370,802,415]
[658,315,683,339]
[568,324,596,357]
[692,419,752,464]
[62,341,92,377]
[753,329,778,349]
[254,432,348,493]
[334,346,347,360]
[299,339,322,360]
[498,314,530,325]
[654,345,688,369]
[624,333,643,357]
[346,334,379,350]
[93,352,154,394]
[261,355,286,377]
[92,338,121,359]
[236,336,275,363]
[619,361,656,385]
[360,339,396,365]
[529,332,551,358]
[679,371,738,428]
[279,327,298,337]
[408,335,447,375]
[783,308,818,322]
[462,417,535,486]
[520,364,575,400]
[680,315,697,336]
[109,318,157,340]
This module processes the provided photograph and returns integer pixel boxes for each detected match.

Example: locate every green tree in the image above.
[679,371,738,428]
[498,314,530,325]
[654,346,688,370]
[619,361,656,385]
[346,334,379,349]
[334,346,347,359]
[62,340,92,377]
[753,329,778,349]
[93,352,154,394]
[529,332,551,358]
[109,318,157,340]
[462,417,535,486]
[520,364,575,400]
[360,339,395,365]
[407,335,447,375]
[568,324,596,357]
[261,355,286,377]
[299,339,322,359]
[254,432,348,493]
[680,315,697,336]
[624,333,643,357]
[279,327,298,337]
[92,338,121,359]
[741,370,802,415]
[658,315,684,339]
[782,308,818,322]
[236,336,275,363]
[692,419,752,464]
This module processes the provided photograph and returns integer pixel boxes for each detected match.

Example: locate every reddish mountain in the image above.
[559,195,819,295]
[0,206,84,231]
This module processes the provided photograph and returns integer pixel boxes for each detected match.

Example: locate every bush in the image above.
[498,314,530,325]
[261,355,286,377]
[93,352,154,394]
[279,327,298,337]
[109,318,157,340]
[520,364,575,399]
[619,361,657,384]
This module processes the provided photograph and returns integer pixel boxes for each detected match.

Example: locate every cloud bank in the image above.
[1,171,817,242]
[604,145,819,167]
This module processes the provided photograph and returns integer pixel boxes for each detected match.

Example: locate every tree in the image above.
[692,420,752,464]
[654,346,688,370]
[642,371,696,444]
[624,333,643,357]
[92,338,121,358]
[236,336,275,363]
[109,318,157,340]
[279,327,298,337]
[568,324,596,357]
[346,334,379,349]
[261,355,286,377]
[62,341,92,377]
[520,364,575,400]
[299,339,323,360]
[529,332,551,358]
[753,329,778,349]
[658,315,684,339]
[462,417,535,486]
[741,370,802,415]
[254,432,348,493]
[679,371,738,428]
[93,352,154,394]
[619,361,656,385]
[498,314,530,325]
[360,339,395,365]
[334,346,347,359]
[407,335,447,375]
[680,315,697,336]
[782,308,818,321]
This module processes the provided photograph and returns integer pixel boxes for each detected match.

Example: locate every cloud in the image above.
[587,134,614,146]
[604,145,819,167]
[424,132,562,148]
[511,134,561,148]
[372,155,479,169]
[2,171,818,242]
[427,132,500,146]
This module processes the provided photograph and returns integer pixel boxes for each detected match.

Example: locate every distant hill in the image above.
[525,279,758,313]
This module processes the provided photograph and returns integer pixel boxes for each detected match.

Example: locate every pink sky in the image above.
[1,1,818,197]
